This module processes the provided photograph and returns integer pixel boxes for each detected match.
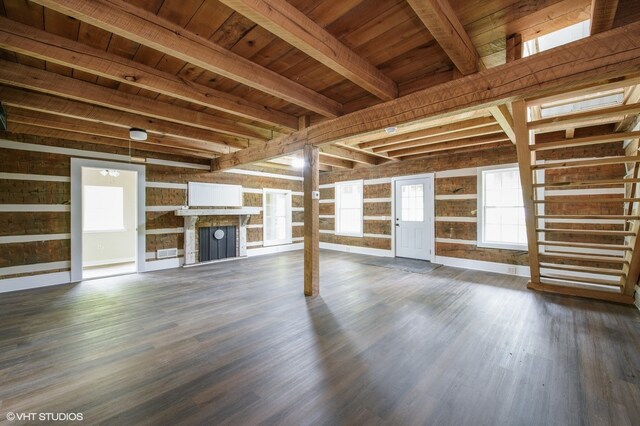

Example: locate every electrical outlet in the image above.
[508,266,517,275]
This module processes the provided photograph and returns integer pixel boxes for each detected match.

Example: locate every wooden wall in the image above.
[0,132,302,289]
[319,141,625,268]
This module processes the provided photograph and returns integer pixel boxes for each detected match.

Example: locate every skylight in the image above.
[523,20,590,57]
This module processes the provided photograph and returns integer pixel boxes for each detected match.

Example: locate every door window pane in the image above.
[401,184,424,222]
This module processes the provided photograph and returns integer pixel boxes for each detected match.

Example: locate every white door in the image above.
[394,177,433,260]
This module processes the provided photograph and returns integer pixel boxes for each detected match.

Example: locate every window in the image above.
[478,166,527,250]
[83,185,125,232]
[263,189,292,246]
[335,180,363,237]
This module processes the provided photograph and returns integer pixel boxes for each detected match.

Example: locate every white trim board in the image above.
[145,205,183,212]
[364,198,392,203]
[435,194,477,200]
[0,271,72,294]
[364,178,392,185]
[242,188,263,194]
[0,172,70,182]
[224,168,303,181]
[435,216,477,222]
[0,233,70,244]
[434,255,530,278]
[364,233,392,239]
[146,182,188,189]
[320,242,394,257]
[435,238,476,245]
[247,243,303,257]
[364,216,391,221]
[0,204,70,212]
[0,260,70,276]
[0,139,207,170]
[146,227,184,235]
[435,167,478,178]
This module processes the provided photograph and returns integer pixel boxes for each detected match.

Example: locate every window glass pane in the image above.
[83,185,124,232]
[264,191,290,244]
[336,181,363,235]
[401,184,424,222]
[481,168,527,247]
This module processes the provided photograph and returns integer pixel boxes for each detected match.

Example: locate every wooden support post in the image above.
[303,144,320,296]
[513,100,541,283]
[506,33,523,63]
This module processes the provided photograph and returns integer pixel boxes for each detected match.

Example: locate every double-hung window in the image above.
[263,189,292,246]
[335,180,363,237]
[477,166,527,250]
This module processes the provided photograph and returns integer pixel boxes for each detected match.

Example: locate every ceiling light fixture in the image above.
[129,128,148,141]
[384,126,397,135]
[292,158,305,169]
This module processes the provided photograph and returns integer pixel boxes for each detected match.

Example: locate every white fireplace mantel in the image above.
[175,207,262,265]
[175,207,261,217]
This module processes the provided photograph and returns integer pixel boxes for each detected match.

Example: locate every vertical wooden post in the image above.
[513,100,541,283]
[303,144,320,296]
[506,33,522,63]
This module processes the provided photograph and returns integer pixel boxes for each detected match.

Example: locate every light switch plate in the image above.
[312,191,320,200]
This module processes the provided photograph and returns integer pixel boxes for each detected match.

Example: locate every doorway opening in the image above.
[71,158,146,282]
[394,174,435,261]
[82,167,137,279]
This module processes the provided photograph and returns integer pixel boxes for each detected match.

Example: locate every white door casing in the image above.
[394,175,435,261]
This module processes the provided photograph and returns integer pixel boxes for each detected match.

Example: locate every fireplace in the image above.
[175,207,261,266]
[199,226,237,261]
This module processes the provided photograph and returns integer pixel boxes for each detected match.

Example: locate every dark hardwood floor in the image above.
[1,250,639,425]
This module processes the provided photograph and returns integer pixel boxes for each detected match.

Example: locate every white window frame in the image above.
[477,164,527,251]
[335,179,364,237]
[262,188,292,247]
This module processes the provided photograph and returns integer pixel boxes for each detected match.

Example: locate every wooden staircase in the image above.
[513,100,638,304]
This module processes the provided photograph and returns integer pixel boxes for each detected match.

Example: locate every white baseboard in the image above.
[0,271,72,294]
[435,255,531,278]
[319,242,394,257]
[83,257,136,267]
[247,243,303,257]
[635,285,640,311]
[144,256,184,272]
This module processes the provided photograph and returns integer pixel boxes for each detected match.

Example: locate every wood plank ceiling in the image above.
[0,0,633,170]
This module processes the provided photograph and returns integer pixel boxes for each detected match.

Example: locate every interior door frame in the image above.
[70,158,146,282]
[392,173,435,262]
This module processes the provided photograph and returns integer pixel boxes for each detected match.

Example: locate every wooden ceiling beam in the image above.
[318,145,378,165]
[0,86,248,150]
[218,0,397,101]
[30,0,343,118]
[211,21,640,170]
[388,133,509,157]
[590,0,619,35]
[406,0,479,75]
[399,141,511,161]
[531,130,640,151]
[358,116,496,150]
[319,154,353,169]
[374,124,504,153]
[7,123,214,159]
[6,106,229,155]
[0,60,269,141]
[488,104,516,143]
[0,17,298,131]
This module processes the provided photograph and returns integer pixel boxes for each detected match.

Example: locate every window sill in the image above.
[477,241,528,251]
[335,232,364,238]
